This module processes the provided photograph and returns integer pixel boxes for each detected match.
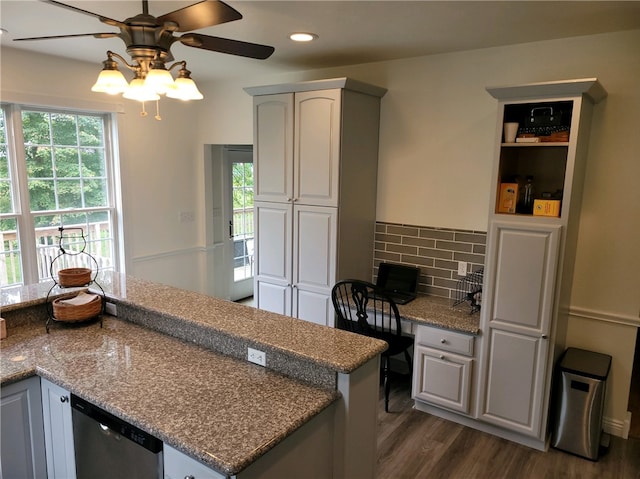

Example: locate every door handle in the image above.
[229,220,233,239]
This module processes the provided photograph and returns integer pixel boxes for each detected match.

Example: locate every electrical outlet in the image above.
[457,261,468,276]
[105,302,117,316]
[247,347,266,367]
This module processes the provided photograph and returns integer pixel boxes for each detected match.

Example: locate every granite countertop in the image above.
[398,295,481,335]
[0,317,339,476]
[1,272,388,374]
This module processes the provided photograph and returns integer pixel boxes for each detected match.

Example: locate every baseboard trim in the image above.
[603,411,631,439]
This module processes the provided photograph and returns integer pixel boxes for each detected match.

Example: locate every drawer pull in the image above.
[439,354,445,360]
[440,338,446,344]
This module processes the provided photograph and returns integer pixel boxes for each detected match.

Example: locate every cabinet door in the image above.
[479,221,561,437]
[41,378,76,479]
[254,202,293,315]
[164,444,225,479]
[0,376,47,479]
[294,89,341,207]
[292,205,337,325]
[254,93,294,203]
[412,345,473,414]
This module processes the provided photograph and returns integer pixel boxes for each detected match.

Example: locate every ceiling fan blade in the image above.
[179,33,274,60]
[158,0,242,33]
[14,33,119,41]
[41,0,124,27]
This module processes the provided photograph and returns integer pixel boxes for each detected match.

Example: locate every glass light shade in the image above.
[143,67,175,95]
[91,69,129,95]
[166,77,204,101]
[123,78,161,101]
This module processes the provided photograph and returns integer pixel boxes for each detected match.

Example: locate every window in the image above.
[0,104,120,287]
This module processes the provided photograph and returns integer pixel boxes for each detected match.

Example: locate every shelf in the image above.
[501,142,569,147]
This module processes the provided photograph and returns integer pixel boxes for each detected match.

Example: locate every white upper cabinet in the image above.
[294,89,342,207]
[254,93,294,203]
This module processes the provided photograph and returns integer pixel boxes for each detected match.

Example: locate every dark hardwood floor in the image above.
[376,375,640,479]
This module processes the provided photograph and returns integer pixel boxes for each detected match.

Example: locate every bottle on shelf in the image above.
[517,175,535,214]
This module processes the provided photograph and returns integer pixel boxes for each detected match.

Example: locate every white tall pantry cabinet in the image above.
[245,78,386,326]
[475,79,607,450]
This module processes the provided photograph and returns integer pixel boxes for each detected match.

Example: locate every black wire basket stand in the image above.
[45,227,105,332]
[452,268,483,315]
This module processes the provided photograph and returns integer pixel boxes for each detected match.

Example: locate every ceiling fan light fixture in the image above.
[144,62,175,95]
[289,32,318,42]
[166,65,204,101]
[123,77,161,102]
[91,58,129,95]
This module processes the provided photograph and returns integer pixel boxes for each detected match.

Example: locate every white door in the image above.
[292,204,337,326]
[254,201,292,315]
[224,146,254,301]
[479,221,561,438]
[41,378,76,479]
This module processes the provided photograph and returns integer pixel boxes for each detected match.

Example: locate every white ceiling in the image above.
[2,0,640,82]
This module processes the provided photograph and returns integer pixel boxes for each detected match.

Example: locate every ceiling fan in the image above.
[13,0,275,116]
[14,0,275,63]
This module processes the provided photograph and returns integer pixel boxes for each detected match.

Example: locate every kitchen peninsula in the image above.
[0,273,387,478]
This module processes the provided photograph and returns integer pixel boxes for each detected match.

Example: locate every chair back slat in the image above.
[331,279,403,337]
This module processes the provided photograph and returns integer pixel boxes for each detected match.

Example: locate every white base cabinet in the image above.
[40,378,76,479]
[0,376,47,479]
[164,444,225,479]
[412,325,475,415]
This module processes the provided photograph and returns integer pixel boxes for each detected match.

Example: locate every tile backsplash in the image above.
[373,222,487,300]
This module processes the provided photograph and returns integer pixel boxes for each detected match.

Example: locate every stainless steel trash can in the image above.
[551,347,612,460]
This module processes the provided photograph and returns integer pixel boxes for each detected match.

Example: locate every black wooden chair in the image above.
[331,279,414,412]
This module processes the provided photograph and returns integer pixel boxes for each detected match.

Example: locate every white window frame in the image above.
[1,102,124,286]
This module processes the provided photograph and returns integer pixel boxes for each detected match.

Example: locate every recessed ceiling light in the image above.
[289,32,318,42]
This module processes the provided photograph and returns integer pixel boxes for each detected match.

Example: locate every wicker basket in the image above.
[52,294,102,322]
[58,268,92,287]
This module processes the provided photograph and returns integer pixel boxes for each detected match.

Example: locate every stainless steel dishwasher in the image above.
[71,394,163,479]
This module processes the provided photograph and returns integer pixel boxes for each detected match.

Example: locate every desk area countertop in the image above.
[398,295,481,335]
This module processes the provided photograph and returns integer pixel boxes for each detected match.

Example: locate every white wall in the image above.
[2,28,639,428]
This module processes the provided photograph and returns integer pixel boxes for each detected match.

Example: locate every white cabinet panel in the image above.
[293,205,337,290]
[255,202,292,282]
[490,223,561,333]
[254,94,294,203]
[481,329,548,436]
[41,378,76,479]
[256,279,292,316]
[295,288,334,327]
[164,444,224,479]
[294,89,341,207]
[413,345,473,414]
[0,376,47,479]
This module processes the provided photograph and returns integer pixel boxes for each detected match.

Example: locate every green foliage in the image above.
[21,110,108,220]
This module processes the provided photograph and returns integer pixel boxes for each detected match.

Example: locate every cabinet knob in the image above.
[184,476,195,479]
[440,338,446,344]
[439,354,445,360]
[60,396,69,403]
[541,334,548,340]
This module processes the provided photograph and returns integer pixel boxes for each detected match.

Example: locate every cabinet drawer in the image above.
[416,325,474,356]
